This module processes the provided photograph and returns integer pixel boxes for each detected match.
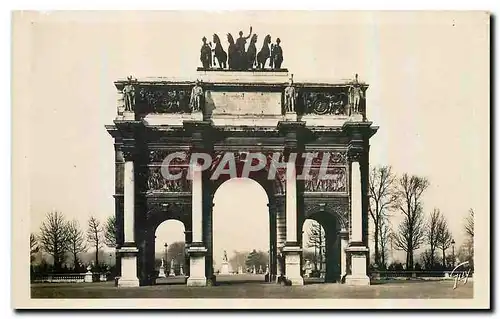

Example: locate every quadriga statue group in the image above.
[200,26,284,71]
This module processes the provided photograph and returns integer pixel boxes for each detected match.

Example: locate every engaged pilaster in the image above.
[345,148,370,286]
[117,148,140,287]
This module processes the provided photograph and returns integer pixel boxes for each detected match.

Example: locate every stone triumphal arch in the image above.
[106,65,378,287]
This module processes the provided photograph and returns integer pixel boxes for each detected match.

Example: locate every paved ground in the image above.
[31,274,473,299]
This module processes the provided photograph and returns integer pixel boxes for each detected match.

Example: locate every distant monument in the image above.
[220,250,230,275]
[169,258,176,277]
[158,258,166,278]
[237,265,243,274]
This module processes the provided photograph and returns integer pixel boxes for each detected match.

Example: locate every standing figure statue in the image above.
[270,38,283,69]
[189,79,204,112]
[200,36,212,69]
[227,33,237,70]
[234,26,253,70]
[212,34,227,69]
[284,75,297,113]
[122,76,136,112]
[256,34,272,69]
[223,250,228,262]
[348,73,364,114]
[161,258,165,268]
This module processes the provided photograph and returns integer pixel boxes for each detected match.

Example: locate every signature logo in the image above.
[450,261,471,290]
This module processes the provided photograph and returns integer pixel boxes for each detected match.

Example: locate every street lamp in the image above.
[451,239,456,268]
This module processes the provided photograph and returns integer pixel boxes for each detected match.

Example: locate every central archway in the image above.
[212,177,271,284]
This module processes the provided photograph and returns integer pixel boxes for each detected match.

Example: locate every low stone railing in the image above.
[31,272,110,283]
[370,270,473,280]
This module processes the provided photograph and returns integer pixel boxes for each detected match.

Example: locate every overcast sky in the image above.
[25,11,489,264]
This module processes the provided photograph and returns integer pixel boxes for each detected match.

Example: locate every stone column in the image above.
[187,163,208,286]
[345,155,370,285]
[283,161,304,285]
[117,155,139,287]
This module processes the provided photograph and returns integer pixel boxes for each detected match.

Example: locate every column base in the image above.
[186,245,208,287]
[283,245,304,286]
[117,246,140,288]
[345,245,370,286]
[117,277,140,287]
[345,275,370,286]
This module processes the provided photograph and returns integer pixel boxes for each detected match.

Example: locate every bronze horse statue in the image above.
[246,34,258,69]
[256,34,272,69]
[212,34,227,69]
[227,33,237,70]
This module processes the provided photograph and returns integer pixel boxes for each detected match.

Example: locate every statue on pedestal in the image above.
[122,76,136,112]
[223,250,228,262]
[270,38,283,69]
[200,36,212,69]
[348,73,364,114]
[169,258,176,276]
[189,79,204,112]
[158,258,166,278]
[284,74,297,113]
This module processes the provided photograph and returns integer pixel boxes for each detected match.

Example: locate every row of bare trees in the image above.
[31,211,117,271]
[369,166,474,270]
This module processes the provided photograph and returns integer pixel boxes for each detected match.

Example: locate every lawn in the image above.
[31,274,473,299]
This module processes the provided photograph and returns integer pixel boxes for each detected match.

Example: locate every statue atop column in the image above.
[122,75,136,112]
[348,73,365,115]
[284,74,297,113]
[189,79,204,112]
[200,36,212,69]
[270,38,283,69]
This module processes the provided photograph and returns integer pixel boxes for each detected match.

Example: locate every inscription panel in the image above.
[208,91,282,116]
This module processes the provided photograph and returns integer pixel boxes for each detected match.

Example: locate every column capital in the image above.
[347,147,366,163]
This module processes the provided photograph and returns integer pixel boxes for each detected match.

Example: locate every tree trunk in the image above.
[442,248,446,268]
[95,247,99,266]
[374,221,379,267]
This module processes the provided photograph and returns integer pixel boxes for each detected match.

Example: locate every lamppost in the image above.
[164,243,168,270]
[451,239,456,268]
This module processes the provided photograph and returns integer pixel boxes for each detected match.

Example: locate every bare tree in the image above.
[392,174,429,270]
[368,165,397,267]
[67,220,87,269]
[87,216,103,266]
[104,215,117,248]
[39,211,70,271]
[30,233,39,263]
[436,215,453,268]
[306,221,325,271]
[425,208,441,268]
[465,208,474,238]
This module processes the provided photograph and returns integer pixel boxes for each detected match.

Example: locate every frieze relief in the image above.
[139,87,192,113]
[304,167,347,192]
[147,166,191,192]
[302,91,349,115]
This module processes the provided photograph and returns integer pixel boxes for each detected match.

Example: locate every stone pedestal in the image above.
[283,246,304,285]
[186,246,208,286]
[345,246,370,286]
[284,112,297,121]
[220,262,230,275]
[84,266,93,283]
[169,267,176,277]
[117,247,140,287]
[158,266,166,278]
